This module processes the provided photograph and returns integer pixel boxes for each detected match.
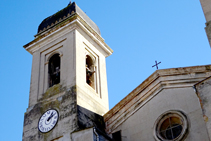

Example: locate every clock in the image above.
[38,109,59,133]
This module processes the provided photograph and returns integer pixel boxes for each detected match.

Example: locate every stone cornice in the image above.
[24,14,113,57]
[104,65,211,133]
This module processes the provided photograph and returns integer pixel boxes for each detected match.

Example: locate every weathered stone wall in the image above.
[72,128,94,141]
[23,84,107,141]
[200,0,211,47]
[77,105,105,131]
[23,85,78,141]
[200,0,211,22]
[205,21,211,47]
[195,77,211,140]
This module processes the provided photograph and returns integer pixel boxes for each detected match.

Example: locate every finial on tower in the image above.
[68,0,72,5]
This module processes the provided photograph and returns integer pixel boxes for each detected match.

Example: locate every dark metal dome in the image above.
[37,2,100,35]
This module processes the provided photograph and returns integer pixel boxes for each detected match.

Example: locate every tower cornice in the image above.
[24,13,113,57]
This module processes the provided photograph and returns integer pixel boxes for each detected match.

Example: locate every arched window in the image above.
[48,54,60,87]
[86,55,95,89]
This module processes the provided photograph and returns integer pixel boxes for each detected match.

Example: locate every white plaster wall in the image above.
[112,87,209,141]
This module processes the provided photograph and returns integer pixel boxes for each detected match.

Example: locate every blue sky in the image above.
[0,0,210,140]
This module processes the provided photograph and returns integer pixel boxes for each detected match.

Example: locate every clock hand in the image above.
[47,112,53,121]
[47,112,56,121]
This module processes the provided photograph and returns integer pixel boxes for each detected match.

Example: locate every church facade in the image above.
[23,1,211,141]
[104,65,211,141]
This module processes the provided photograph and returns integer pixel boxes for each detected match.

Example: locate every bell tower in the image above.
[23,2,113,141]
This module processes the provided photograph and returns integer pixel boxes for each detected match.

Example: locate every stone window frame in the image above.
[38,42,64,97]
[153,110,189,141]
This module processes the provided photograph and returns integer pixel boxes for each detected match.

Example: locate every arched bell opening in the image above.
[48,53,60,87]
[86,55,95,89]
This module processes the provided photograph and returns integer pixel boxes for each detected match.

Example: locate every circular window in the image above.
[153,110,188,141]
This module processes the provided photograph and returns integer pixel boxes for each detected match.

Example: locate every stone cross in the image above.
[152,60,161,70]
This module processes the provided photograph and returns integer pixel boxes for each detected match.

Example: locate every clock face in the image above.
[38,109,59,133]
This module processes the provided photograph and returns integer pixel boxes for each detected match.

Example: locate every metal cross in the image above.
[152,60,161,70]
